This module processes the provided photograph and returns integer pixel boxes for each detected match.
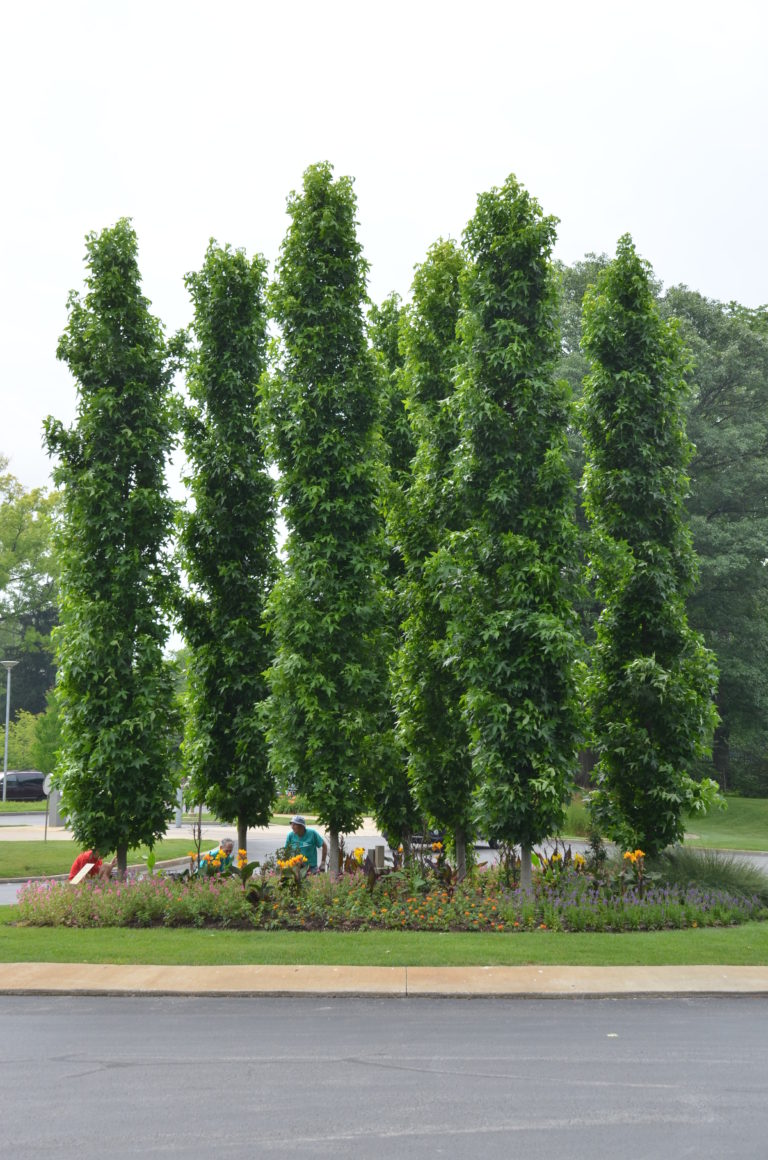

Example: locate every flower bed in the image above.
[14,860,767,932]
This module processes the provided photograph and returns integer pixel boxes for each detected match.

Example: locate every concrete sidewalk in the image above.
[1,963,767,997]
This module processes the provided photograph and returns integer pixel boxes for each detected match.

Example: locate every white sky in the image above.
[2,0,766,491]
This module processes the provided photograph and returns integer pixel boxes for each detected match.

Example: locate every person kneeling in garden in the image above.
[285,815,327,874]
[194,838,235,875]
[69,847,116,882]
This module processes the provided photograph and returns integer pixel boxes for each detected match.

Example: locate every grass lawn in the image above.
[0,800,47,815]
[1,908,766,966]
[0,839,198,879]
[682,796,768,851]
[562,794,768,852]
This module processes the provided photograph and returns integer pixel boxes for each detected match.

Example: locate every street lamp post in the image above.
[2,660,19,803]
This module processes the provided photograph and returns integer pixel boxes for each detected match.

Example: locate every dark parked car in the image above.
[0,770,46,801]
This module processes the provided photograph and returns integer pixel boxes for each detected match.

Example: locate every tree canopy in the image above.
[581,235,719,856]
[44,218,179,871]
[263,163,389,870]
[436,176,582,883]
[180,240,278,851]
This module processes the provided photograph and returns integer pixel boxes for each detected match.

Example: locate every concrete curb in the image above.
[1,963,768,997]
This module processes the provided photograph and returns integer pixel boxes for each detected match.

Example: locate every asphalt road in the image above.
[1,994,766,1158]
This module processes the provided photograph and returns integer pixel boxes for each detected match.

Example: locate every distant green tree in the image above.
[0,458,59,715]
[438,176,582,887]
[32,688,61,775]
[263,163,388,874]
[391,239,477,875]
[581,236,720,856]
[0,709,39,770]
[660,289,768,794]
[180,241,278,851]
[44,219,179,873]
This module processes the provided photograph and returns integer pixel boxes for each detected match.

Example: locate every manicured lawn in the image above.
[0,839,197,879]
[1,907,766,965]
[562,793,768,852]
[682,796,768,851]
[0,800,47,815]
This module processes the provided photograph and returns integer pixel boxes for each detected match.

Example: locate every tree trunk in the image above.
[329,829,340,879]
[576,749,597,790]
[712,723,730,791]
[455,825,467,882]
[237,817,248,856]
[116,843,128,878]
[520,843,532,890]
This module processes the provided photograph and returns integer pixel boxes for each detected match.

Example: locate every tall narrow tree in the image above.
[581,235,719,855]
[367,293,422,851]
[263,163,388,873]
[180,241,278,852]
[391,239,476,876]
[44,219,178,873]
[437,176,582,887]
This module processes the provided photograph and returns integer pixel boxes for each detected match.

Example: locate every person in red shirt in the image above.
[68,848,115,881]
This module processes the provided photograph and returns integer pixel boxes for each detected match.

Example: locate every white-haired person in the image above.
[194,837,235,875]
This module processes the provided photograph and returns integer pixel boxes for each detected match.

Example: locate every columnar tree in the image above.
[180,241,278,852]
[391,239,476,876]
[438,176,582,887]
[44,219,178,873]
[581,235,720,856]
[263,163,388,873]
[367,293,422,851]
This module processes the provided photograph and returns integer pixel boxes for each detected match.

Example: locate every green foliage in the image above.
[263,163,389,842]
[31,688,61,774]
[180,240,278,835]
[43,219,179,867]
[0,457,59,715]
[368,291,422,846]
[581,235,720,856]
[0,708,40,769]
[662,289,768,793]
[436,175,582,855]
[392,239,475,855]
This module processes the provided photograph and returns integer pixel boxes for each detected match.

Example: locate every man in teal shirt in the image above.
[284,815,328,872]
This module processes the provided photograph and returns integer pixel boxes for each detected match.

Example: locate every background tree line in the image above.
[2,162,765,871]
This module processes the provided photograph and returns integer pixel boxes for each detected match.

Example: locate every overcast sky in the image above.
[2,0,766,492]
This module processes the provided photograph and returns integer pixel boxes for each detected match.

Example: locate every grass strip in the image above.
[0,801,47,815]
[1,909,766,965]
[0,839,199,879]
